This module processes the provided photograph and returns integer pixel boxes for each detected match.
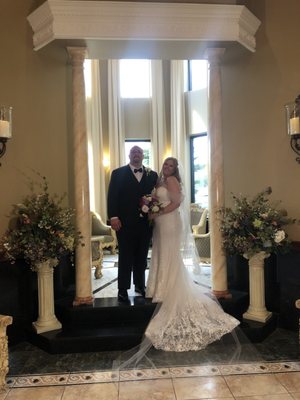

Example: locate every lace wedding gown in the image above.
[145,186,240,352]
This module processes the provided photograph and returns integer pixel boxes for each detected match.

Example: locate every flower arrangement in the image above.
[139,194,163,217]
[1,174,82,270]
[218,187,295,258]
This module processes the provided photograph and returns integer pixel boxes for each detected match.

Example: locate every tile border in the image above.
[6,361,300,388]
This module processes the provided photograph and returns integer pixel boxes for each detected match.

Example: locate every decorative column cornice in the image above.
[67,47,87,66]
[27,1,261,54]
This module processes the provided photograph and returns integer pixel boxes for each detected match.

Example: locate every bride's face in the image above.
[162,159,176,177]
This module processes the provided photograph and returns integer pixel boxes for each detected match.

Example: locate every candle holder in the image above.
[285,95,300,164]
[0,106,12,159]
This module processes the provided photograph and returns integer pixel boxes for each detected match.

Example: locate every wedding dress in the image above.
[144,185,240,352]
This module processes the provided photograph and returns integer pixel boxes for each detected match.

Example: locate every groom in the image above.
[107,146,158,302]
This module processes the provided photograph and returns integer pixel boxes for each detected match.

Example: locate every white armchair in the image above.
[190,204,211,264]
[91,211,117,279]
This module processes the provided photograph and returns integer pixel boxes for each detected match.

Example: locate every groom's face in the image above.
[129,146,144,166]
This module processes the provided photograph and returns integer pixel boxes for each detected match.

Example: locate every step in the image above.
[28,324,146,354]
[55,296,157,329]
[29,290,252,354]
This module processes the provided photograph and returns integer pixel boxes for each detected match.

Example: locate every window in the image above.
[185,59,209,207]
[125,140,152,167]
[190,134,208,207]
[184,60,208,92]
[119,59,152,98]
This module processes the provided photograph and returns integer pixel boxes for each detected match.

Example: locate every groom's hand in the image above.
[110,217,122,231]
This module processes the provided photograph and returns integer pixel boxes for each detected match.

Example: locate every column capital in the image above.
[67,47,87,65]
[0,315,12,336]
[204,48,225,65]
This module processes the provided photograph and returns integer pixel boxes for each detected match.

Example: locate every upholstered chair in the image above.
[190,204,208,235]
[190,204,211,263]
[91,211,117,279]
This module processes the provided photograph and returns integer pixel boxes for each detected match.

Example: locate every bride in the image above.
[144,157,240,352]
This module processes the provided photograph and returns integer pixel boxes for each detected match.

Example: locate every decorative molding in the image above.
[0,315,12,391]
[27,1,261,53]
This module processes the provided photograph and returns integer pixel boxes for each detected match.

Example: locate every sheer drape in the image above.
[170,60,190,203]
[151,60,167,171]
[85,59,107,221]
[108,60,125,171]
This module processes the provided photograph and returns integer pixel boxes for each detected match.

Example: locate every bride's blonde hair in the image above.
[158,157,182,184]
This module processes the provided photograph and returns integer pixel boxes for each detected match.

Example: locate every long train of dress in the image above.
[145,186,240,352]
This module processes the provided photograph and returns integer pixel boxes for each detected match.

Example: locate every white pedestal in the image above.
[243,251,272,323]
[32,259,62,334]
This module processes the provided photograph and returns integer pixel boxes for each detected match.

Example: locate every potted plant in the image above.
[1,174,81,333]
[218,187,295,322]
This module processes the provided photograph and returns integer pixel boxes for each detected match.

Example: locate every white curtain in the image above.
[85,59,107,221]
[108,60,125,171]
[151,60,167,172]
[170,60,190,202]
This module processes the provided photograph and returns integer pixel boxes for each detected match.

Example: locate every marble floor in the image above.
[3,255,300,400]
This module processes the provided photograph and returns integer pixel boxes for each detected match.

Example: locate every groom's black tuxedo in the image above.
[107,165,158,291]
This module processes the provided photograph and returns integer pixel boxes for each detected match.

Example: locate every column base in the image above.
[73,296,94,306]
[212,290,232,299]
[33,318,62,334]
[243,309,272,323]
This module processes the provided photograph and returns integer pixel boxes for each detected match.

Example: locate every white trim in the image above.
[27,1,261,53]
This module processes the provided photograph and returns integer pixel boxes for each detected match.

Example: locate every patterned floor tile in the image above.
[119,367,171,381]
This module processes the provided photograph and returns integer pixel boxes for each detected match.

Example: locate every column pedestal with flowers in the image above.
[219,187,295,323]
[32,258,62,334]
[243,251,272,323]
[0,174,81,334]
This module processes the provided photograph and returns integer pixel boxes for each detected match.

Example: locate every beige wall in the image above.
[222,0,300,239]
[0,0,72,235]
[1,0,300,241]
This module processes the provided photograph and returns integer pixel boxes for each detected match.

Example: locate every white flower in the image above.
[151,205,160,213]
[274,230,285,243]
[141,205,149,213]
[145,167,152,176]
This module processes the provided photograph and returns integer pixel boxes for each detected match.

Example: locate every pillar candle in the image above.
[0,120,10,138]
[290,117,300,135]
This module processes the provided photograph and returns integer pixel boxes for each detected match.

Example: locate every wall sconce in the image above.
[285,95,300,163]
[0,106,12,159]
[102,153,110,169]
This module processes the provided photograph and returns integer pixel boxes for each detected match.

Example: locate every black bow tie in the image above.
[134,168,143,173]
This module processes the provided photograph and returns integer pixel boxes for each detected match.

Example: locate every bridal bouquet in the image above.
[218,187,295,258]
[139,194,163,217]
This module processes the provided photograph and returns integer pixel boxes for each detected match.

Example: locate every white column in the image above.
[0,314,12,391]
[67,47,93,306]
[33,260,62,333]
[204,48,230,298]
[243,252,272,323]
